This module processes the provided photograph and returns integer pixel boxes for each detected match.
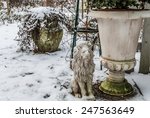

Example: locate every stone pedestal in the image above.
[100,57,135,96]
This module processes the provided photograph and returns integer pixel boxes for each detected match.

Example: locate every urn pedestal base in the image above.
[100,58,135,96]
[100,78,133,96]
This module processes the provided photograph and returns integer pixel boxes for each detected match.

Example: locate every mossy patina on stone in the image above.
[39,28,63,52]
[100,78,134,96]
[32,26,63,53]
[31,18,63,53]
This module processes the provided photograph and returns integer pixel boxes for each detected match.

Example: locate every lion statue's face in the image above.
[80,45,91,60]
[73,41,93,65]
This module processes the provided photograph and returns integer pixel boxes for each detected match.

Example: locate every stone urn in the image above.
[89,10,150,96]
[32,20,63,53]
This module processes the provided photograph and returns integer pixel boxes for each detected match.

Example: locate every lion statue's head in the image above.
[72,41,95,72]
[73,41,94,66]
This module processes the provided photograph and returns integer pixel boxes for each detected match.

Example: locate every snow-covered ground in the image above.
[0,23,149,101]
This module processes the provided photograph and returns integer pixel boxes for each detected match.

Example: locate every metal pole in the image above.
[85,0,89,41]
[82,0,84,19]
[71,0,80,59]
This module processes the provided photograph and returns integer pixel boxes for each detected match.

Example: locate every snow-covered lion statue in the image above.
[71,41,95,100]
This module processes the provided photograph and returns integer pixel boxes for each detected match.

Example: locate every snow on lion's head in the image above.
[74,41,93,59]
[72,41,94,70]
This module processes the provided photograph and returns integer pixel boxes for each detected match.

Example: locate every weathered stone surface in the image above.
[100,79,133,96]
[32,24,63,53]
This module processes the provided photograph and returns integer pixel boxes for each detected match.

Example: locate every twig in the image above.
[132,79,143,96]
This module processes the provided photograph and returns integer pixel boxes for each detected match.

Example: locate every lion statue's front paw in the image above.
[75,93,82,98]
[82,95,96,101]
[87,94,96,101]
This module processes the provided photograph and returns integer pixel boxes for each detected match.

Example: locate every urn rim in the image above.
[89,10,150,19]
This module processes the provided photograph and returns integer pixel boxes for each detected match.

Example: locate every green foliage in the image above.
[89,0,150,9]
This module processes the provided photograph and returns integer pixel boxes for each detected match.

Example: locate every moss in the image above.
[33,27,63,53]
[99,78,133,96]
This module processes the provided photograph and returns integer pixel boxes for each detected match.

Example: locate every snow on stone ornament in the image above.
[16,7,70,53]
